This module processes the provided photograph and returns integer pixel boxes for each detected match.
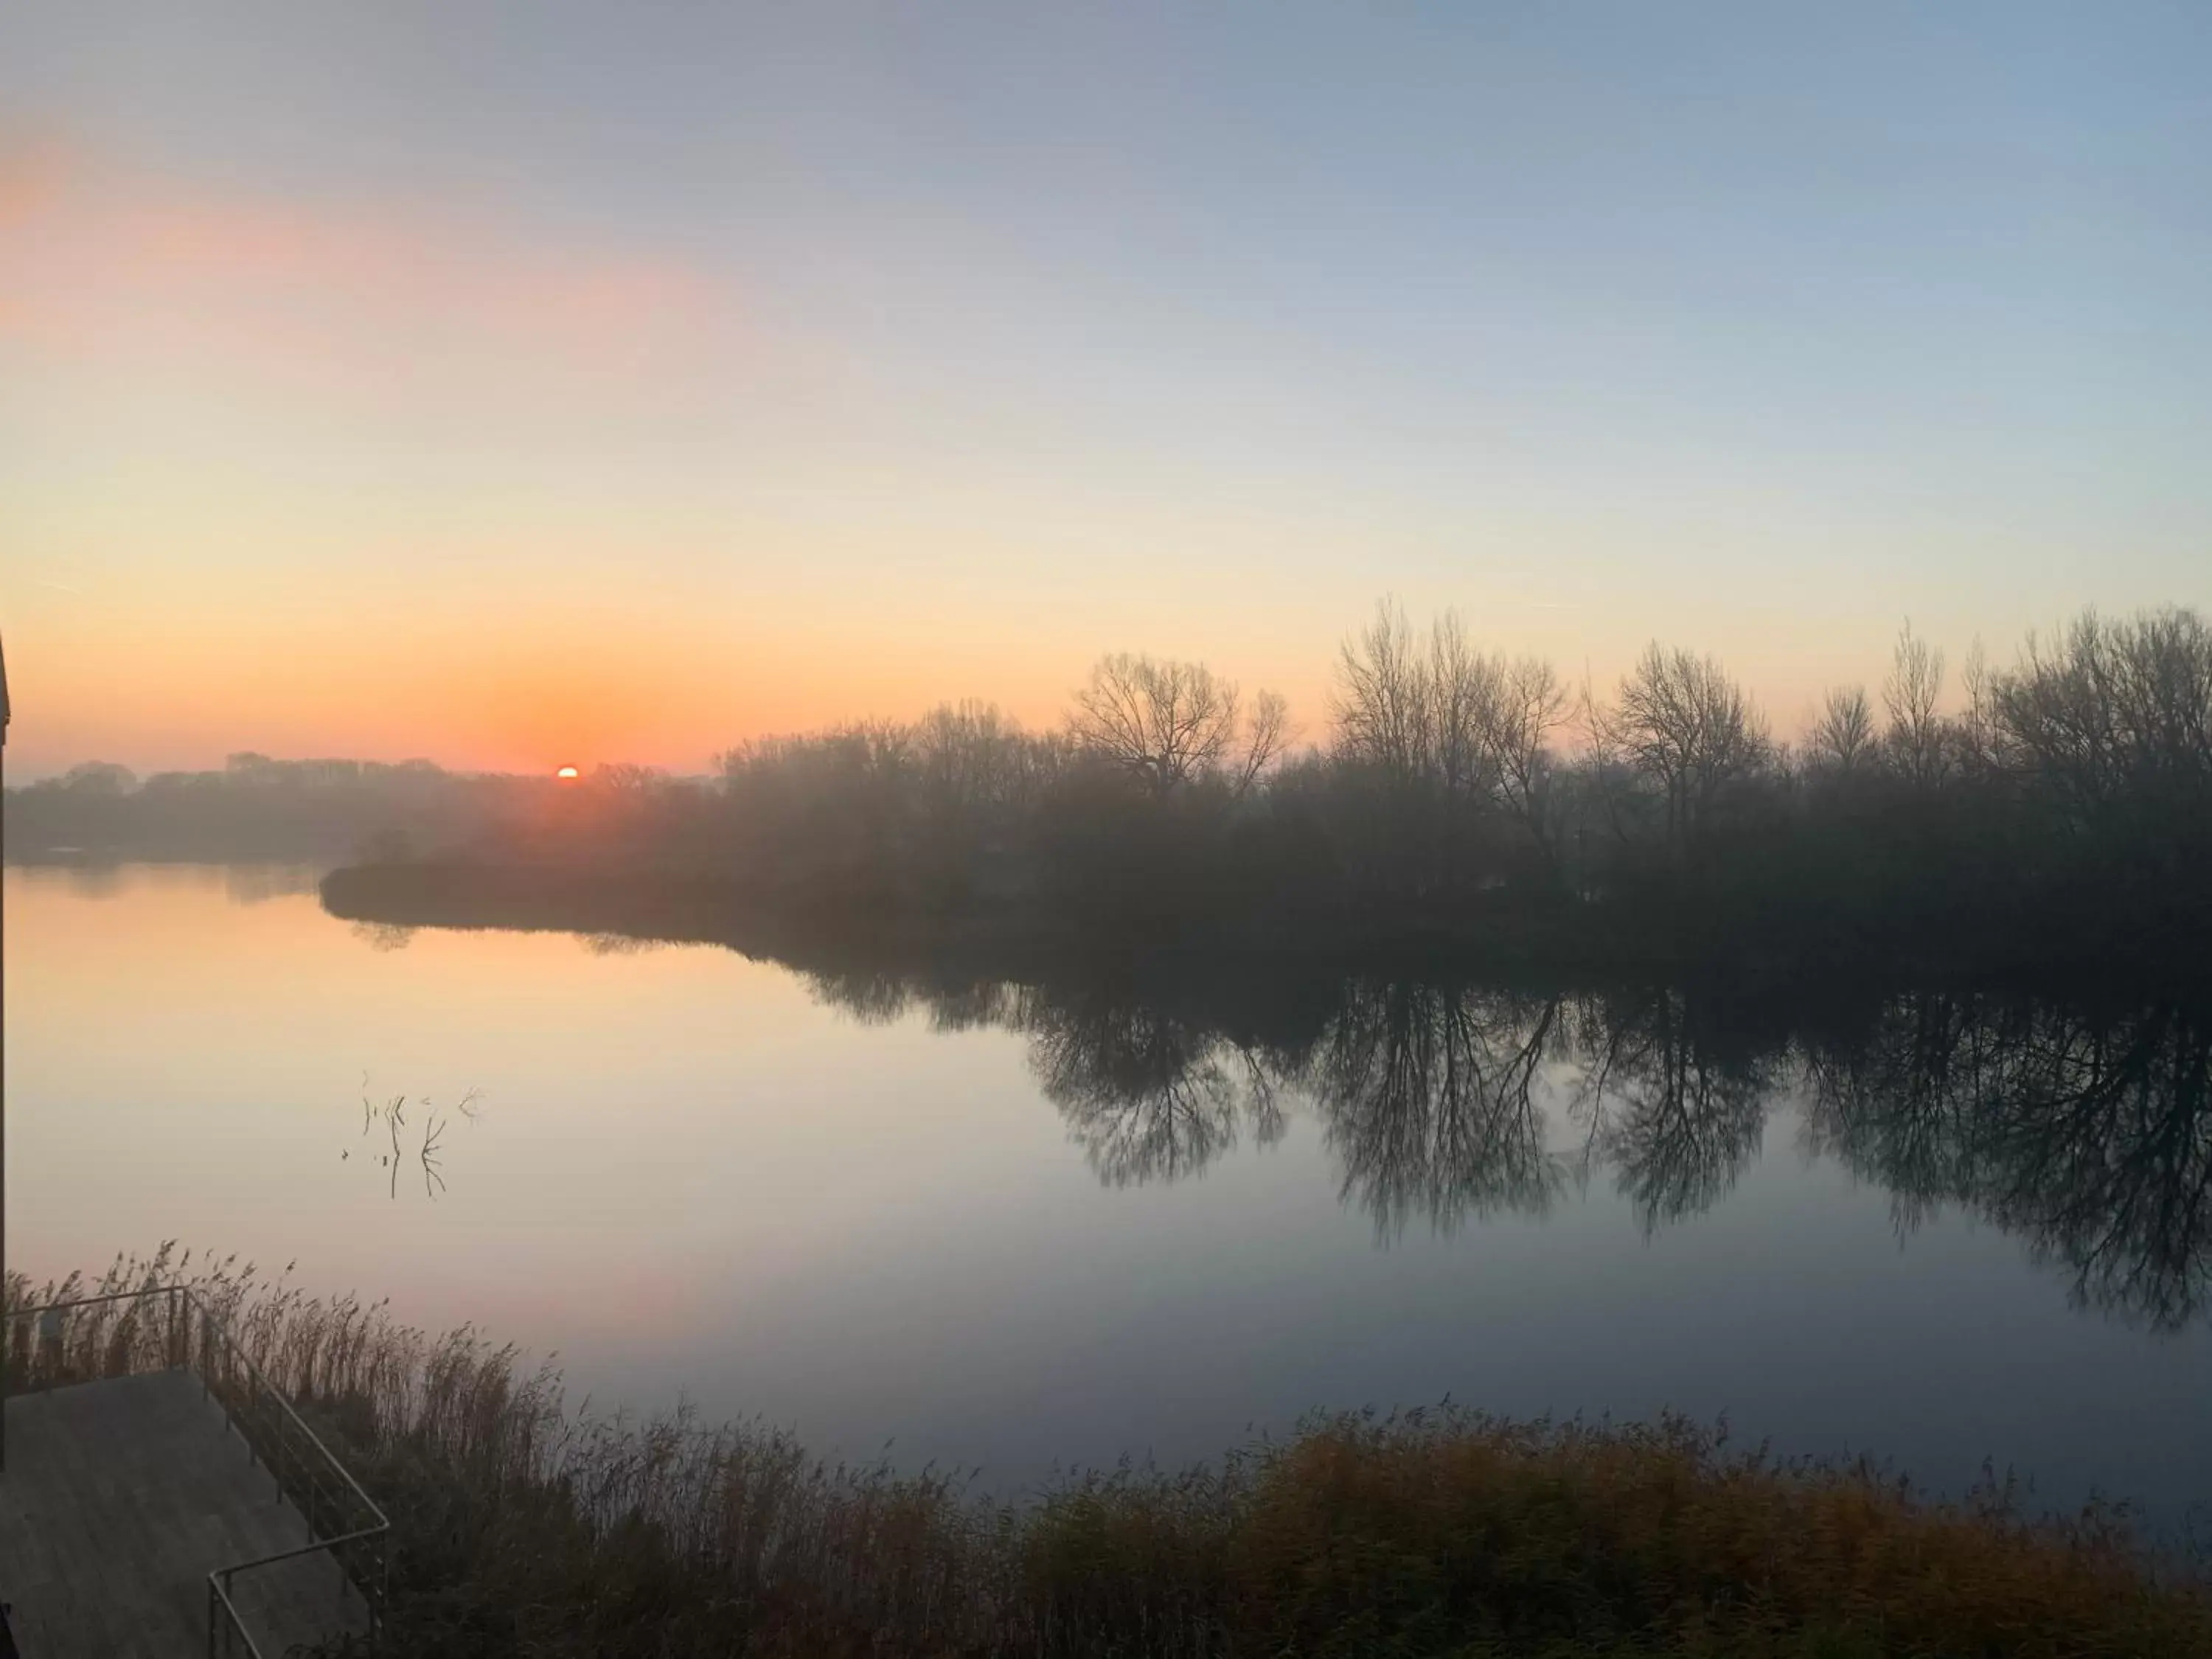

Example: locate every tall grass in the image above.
[7,1248,2209,1657]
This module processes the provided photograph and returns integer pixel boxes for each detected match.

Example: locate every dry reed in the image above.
[7,1248,2207,1658]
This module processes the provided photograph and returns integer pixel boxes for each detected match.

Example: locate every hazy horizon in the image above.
[6,4,2208,776]
[4,589,2189,786]
[0,597,2188,786]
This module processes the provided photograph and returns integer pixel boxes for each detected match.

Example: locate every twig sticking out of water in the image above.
[354,1079,484,1201]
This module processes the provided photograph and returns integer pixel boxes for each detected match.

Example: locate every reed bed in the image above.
[7,1248,2208,1657]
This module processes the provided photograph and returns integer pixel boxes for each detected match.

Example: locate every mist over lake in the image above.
[12,860,2208,1540]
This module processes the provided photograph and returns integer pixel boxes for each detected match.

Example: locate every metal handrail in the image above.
[3,1284,391,1655]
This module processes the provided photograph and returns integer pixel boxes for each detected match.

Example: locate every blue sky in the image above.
[3,3,2206,773]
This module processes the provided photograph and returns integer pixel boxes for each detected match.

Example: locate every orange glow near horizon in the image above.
[556,765,580,780]
[0,567,1918,783]
[4,133,2168,785]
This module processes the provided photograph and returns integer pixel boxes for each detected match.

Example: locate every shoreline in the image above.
[10,1252,2208,1658]
[319,856,2211,1000]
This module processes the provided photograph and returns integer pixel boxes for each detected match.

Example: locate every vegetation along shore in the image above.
[5,1250,2208,1658]
[299,603,2212,990]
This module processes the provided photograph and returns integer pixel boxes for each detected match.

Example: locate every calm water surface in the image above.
[10,865,2211,1532]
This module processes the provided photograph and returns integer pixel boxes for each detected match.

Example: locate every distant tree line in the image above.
[445,599,2212,979]
[2,752,541,863]
[28,600,2212,978]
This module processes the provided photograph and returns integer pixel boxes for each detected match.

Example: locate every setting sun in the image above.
[556,765,580,780]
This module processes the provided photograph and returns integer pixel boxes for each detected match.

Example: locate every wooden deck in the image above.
[0,1371,369,1657]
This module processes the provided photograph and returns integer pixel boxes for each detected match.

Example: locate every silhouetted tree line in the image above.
[40,599,2205,973]
[324,599,2212,980]
[794,960,2212,1330]
[1,751,560,863]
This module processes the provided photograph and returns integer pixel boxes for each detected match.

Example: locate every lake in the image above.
[8,862,2210,1538]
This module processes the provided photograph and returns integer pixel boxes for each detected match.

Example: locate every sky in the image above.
[2,2,2207,779]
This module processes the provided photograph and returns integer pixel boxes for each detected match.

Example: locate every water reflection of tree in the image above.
[1809,995,2212,1329]
[350,920,415,953]
[1567,989,1775,1234]
[804,967,916,1026]
[1021,995,1283,1186]
[580,931,667,956]
[1305,982,1562,1238]
[923,978,1023,1034]
[794,949,2212,1326]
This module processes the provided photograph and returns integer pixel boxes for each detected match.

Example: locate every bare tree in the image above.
[1477,654,1571,860]
[1332,600,1433,782]
[1883,620,1949,789]
[593,762,665,794]
[1991,605,2212,824]
[1335,602,1565,817]
[1228,689,1295,798]
[1955,637,1994,779]
[1070,653,1250,796]
[914,700,1040,815]
[1427,611,1501,802]
[1809,685,1877,775]
[1596,643,1770,848]
[1332,601,1574,877]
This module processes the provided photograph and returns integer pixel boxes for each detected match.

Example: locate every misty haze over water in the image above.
[9,861,2208,1539]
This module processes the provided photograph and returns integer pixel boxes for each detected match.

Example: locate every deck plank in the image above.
[0,1372,370,1658]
